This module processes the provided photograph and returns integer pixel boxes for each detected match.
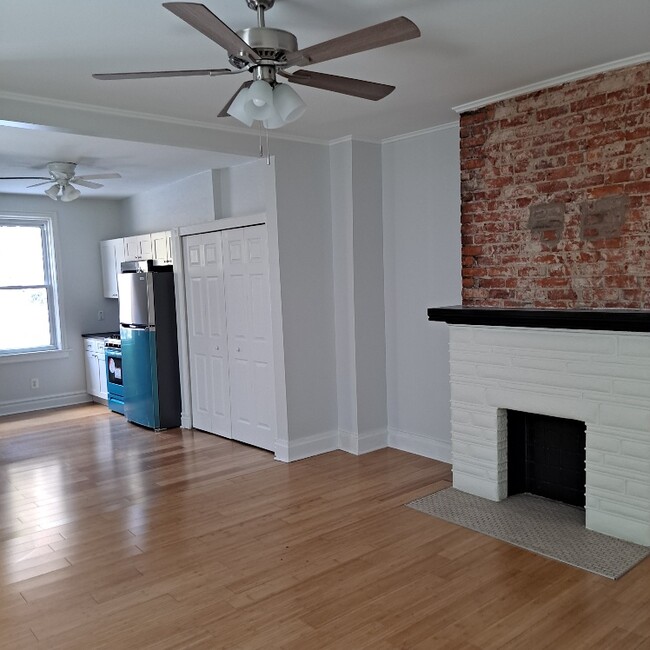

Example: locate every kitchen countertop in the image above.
[82,332,120,339]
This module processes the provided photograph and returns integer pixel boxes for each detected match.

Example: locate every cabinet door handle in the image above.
[215,345,220,351]
[236,347,241,353]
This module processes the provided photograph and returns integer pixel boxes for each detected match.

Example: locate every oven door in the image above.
[105,349,125,414]
[106,350,123,388]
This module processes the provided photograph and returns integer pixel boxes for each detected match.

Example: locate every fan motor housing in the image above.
[235,27,297,63]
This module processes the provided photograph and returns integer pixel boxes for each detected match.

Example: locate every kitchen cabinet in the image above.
[123,234,153,261]
[84,338,108,402]
[100,237,125,299]
[151,230,173,263]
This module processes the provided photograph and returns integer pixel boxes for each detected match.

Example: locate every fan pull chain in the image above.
[257,123,272,165]
[266,127,271,165]
[258,122,264,158]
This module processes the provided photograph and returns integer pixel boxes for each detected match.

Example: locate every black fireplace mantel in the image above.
[427,306,650,332]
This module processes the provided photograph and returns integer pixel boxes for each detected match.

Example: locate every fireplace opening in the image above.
[507,410,586,508]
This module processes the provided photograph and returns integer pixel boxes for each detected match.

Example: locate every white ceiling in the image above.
[1,0,649,199]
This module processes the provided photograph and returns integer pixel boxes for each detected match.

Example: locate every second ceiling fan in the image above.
[93,1,421,129]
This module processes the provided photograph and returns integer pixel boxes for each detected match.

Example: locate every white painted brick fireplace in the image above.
[449,324,650,547]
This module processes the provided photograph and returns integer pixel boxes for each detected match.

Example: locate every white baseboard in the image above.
[388,428,452,463]
[338,428,388,455]
[274,429,339,463]
[0,391,91,417]
[180,412,192,430]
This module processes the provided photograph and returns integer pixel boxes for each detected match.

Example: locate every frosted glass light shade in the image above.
[273,83,306,124]
[263,105,284,130]
[243,80,274,120]
[44,184,60,200]
[227,86,255,127]
[61,184,81,202]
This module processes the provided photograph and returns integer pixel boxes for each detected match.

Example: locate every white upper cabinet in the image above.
[100,238,125,299]
[151,231,173,263]
[123,234,153,261]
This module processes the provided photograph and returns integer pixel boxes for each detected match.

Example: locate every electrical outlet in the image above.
[30,378,39,389]
[97,310,104,321]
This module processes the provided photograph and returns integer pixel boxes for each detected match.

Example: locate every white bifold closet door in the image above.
[184,232,231,438]
[183,225,276,451]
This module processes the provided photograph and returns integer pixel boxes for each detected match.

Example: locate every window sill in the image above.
[0,349,71,364]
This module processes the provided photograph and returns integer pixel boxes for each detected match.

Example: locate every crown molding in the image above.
[453,52,650,114]
[381,121,459,144]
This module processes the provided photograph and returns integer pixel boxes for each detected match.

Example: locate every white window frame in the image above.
[0,212,64,358]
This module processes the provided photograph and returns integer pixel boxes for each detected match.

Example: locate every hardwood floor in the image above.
[1,405,650,649]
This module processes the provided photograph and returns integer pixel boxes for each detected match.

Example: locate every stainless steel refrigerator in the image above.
[118,261,181,429]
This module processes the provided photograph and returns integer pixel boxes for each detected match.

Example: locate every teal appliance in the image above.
[118,261,181,430]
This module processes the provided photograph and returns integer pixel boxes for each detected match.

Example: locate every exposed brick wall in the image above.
[460,62,650,308]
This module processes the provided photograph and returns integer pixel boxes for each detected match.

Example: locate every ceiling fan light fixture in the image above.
[61,184,81,202]
[262,105,285,130]
[227,86,255,126]
[44,184,60,200]
[243,80,274,120]
[273,83,306,124]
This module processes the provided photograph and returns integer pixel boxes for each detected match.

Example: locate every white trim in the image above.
[381,121,459,144]
[388,428,452,463]
[338,428,388,455]
[178,213,266,237]
[453,53,650,114]
[274,430,339,463]
[329,134,381,146]
[0,348,71,364]
[0,391,90,417]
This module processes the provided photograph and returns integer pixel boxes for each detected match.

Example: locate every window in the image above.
[0,214,62,355]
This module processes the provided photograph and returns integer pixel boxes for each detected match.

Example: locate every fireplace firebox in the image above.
[507,411,586,508]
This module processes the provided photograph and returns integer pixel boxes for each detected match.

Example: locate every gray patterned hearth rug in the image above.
[408,488,650,580]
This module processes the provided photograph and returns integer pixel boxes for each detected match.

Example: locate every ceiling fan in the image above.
[93,1,421,129]
[0,162,122,202]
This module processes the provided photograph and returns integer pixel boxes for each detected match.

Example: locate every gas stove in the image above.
[104,333,121,349]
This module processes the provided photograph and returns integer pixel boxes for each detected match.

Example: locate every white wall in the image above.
[270,139,338,455]
[382,125,462,461]
[330,141,357,436]
[352,141,387,438]
[121,170,219,234]
[216,160,267,219]
[330,140,388,454]
[0,193,125,415]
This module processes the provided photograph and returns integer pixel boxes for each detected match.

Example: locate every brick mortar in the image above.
[459,61,650,309]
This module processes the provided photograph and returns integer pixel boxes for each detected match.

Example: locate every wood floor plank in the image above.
[1,404,650,648]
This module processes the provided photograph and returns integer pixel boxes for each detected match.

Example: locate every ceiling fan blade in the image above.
[163,2,259,63]
[218,80,253,117]
[284,16,420,68]
[26,181,54,188]
[72,179,104,189]
[93,68,237,80]
[0,176,49,180]
[281,70,394,101]
[75,173,122,181]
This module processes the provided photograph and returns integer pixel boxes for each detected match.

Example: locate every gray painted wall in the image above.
[0,194,125,415]
[352,141,387,437]
[122,170,218,233]
[382,125,461,461]
[330,141,356,436]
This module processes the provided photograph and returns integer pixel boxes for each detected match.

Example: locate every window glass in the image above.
[0,225,46,286]
[0,216,61,355]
